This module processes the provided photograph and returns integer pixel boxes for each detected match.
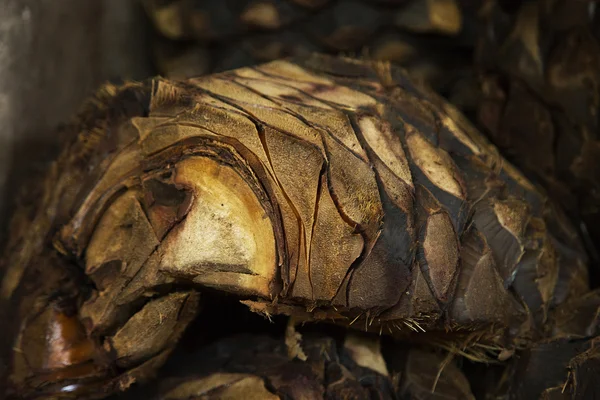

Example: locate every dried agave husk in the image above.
[141,0,483,93]
[117,328,480,400]
[385,345,476,399]
[505,335,600,400]
[0,54,596,399]
[122,331,399,399]
[466,0,600,268]
[143,0,470,48]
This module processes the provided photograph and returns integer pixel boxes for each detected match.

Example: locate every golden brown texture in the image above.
[0,54,596,399]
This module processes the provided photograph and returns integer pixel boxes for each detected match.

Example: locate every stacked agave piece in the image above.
[141,0,481,92]
[0,0,599,399]
[471,0,600,269]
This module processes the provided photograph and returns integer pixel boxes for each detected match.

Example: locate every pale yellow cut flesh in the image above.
[159,156,278,297]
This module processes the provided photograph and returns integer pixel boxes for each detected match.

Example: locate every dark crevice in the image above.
[308,166,327,302]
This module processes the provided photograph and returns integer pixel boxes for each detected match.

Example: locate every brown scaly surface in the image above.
[141,0,600,260]
[467,0,600,266]
[141,0,485,92]
[0,54,597,399]
[143,0,600,261]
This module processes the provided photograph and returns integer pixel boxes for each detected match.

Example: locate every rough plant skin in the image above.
[141,0,600,259]
[0,54,595,399]
[471,0,600,263]
[141,0,482,91]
